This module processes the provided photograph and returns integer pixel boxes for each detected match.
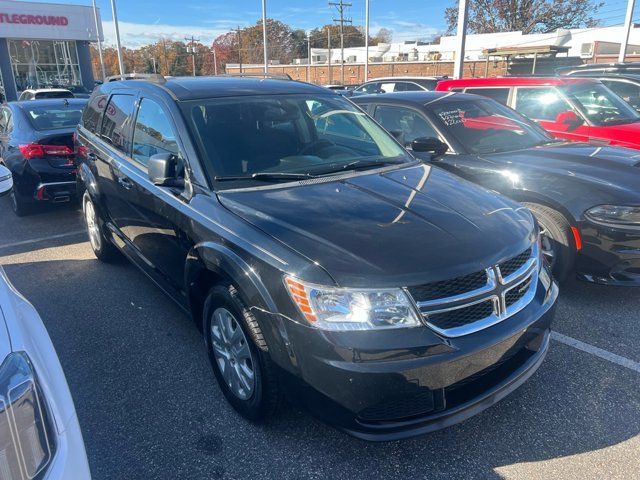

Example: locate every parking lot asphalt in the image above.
[0,198,639,480]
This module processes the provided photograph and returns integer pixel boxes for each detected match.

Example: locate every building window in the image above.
[8,39,82,92]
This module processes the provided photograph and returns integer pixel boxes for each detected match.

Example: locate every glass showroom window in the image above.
[8,39,82,92]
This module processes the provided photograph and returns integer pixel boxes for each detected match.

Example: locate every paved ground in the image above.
[0,198,639,480]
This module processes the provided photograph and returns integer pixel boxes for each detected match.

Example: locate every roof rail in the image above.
[556,62,640,75]
[105,73,166,83]
[216,73,293,80]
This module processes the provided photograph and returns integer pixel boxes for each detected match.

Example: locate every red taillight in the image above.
[19,143,74,160]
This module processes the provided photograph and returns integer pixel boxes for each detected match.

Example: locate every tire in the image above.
[203,284,282,421]
[523,203,575,282]
[82,191,118,262]
[10,190,32,217]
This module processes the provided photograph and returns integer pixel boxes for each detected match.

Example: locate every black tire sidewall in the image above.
[10,190,30,216]
[203,285,270,421]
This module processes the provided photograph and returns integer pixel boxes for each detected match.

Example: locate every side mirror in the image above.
[411,137,448,157]
[0,164,12,197]
[148,153,183,187]
[555,110,583,129]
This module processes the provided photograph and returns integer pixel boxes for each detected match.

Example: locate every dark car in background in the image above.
[0,98,87,215]
[353,76,444,96]
[353,91,640,285]
[74,76,557,440]
[557,62,640,112]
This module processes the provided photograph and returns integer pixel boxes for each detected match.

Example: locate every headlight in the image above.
[585,205,640,228]
[0,352,54,480]
[284,276,422,331]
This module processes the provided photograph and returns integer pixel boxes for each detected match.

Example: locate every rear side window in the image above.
[132,98,179,166]
[464,88,510,105]
[514,87,572,121]
[100,94,136,154]
[82,93,108,133]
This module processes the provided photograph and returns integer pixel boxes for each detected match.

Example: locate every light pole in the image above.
[212,48,218,75]
[453,0,469,79]
[262,0,268,74]
[619,0,636,62]
[92,0,106,81]
[364,0,369,82]
[307,35,311,83]
[185,36,200,76]
[110,0,125,79]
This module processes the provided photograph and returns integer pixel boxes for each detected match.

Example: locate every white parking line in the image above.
[0,230,86,252]
[551,331,640,374]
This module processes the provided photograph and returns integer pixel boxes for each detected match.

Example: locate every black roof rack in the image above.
[105,73,166,83]
[216,73,293,80]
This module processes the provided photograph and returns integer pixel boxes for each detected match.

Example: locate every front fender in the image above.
[185,242,296,373]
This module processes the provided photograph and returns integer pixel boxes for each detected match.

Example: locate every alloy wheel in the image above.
[209,307,255,400]
[539,223,556,268]
[84,198,102,252]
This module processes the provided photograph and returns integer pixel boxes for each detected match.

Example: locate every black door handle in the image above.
[117,176,133,190]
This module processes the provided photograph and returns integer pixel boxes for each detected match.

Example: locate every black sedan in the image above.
[0,98,87,215]
[353,92,640,286]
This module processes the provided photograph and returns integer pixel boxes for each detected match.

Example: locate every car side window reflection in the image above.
[100,94,136,154]
[373,105,440,146]
[514,87,573,121]
[132,98,179,167]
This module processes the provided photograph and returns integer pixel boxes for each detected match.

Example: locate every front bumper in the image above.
[280,277,558,441]
[577,221,640,286]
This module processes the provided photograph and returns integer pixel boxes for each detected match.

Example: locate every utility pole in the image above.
[185,36,200,76]
[236,26,243,74]
[151,57,156,74]
[327,29,332,85]
[453,0,469,79]
[329,0,352,85]
[110,0,125,79]
[619,0,636,62]
[91,0,105,81]
[307,35,311,83]
[262,0,268,74]
[364,0,369,82]
[212,48,218,75]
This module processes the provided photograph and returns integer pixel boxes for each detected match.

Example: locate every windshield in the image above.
[429,98,551,154]
[183,94,413,186]
[24,105,84,130]
[561,83,640,126]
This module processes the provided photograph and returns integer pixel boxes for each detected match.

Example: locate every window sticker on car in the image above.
[438,109,464,126]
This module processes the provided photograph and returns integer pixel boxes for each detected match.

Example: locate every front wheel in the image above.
[523,203,576,282]
[203,284,282,421]
[83,192,118,262]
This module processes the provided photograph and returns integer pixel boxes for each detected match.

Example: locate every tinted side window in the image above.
[514,87,573,121]
[403,82,424,91]
[82,93,108,133]
[602,80,640,111]
[464,87,510,105]
[132,98,179,166]
[374,105,440,146]
[358,82,381,94]
[100,94,136,154]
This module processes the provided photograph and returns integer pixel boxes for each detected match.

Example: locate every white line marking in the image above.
[551,331,640,374]
[0,230,86,252]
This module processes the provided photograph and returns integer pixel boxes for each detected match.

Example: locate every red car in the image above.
[436,77,640,150]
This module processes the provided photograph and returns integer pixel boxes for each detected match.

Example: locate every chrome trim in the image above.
[36,181,76,189]
[411,243,539,338]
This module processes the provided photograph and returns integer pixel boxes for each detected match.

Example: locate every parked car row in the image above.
[1,69,638,448]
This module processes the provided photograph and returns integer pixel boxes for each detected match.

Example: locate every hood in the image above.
[482,142,640,198]
[218,164,535,288]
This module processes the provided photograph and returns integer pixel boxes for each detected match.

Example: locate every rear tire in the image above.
[203,284,282,421]
[523,203,575,282]
[10,190,32,217]
[83,192,118,262]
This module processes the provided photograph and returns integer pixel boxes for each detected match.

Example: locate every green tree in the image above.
[445,0,603,35]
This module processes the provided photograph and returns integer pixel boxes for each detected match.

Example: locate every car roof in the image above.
[437,76,598,89]
[23,88,73,93]
[363,76,442,82]
[351,91,478,105]
[10,98,88,110]
[101,76,333,101]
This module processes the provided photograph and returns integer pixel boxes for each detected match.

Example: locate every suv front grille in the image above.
[408,244,538,337]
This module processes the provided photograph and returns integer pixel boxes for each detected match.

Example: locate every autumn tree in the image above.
[371,28,392,44]
[308,24,367,49]
[445,0,603,34]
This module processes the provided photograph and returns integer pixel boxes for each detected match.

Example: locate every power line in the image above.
[330,0,352,84]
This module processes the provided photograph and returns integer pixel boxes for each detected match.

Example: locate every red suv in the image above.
[436,77,640,150]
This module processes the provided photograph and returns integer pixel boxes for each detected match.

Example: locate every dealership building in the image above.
[0,0,102,101]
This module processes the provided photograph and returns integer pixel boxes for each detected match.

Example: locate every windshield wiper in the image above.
[313,158,405,175]
[214,172,318,182]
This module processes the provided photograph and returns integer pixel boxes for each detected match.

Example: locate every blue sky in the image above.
[39,0,640,47]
